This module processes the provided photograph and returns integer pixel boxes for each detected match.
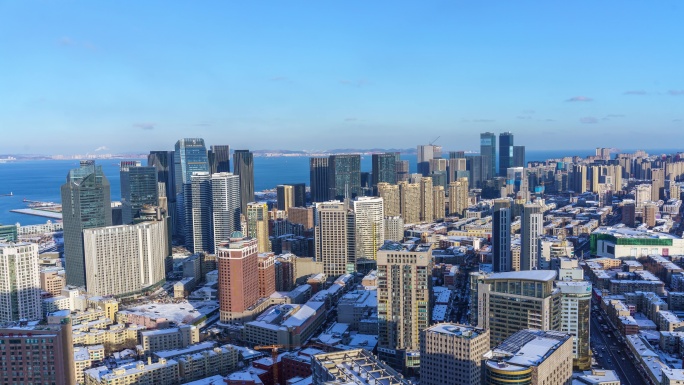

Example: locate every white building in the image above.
[315,201,352,277]
[211,172,241,248]
[557,280,592,370]
[384,216,404,242]
[0,242,41,322]
[353,197,384,261]
[83,220,167,297]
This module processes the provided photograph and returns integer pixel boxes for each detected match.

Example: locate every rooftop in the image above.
[378,241,431,253]
[485,329,570,371]
[487,270,557,282]
[426,323,482,339]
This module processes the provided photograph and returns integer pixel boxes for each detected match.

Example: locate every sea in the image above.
[0,148,677,226]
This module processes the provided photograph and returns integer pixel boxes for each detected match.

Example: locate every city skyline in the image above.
[2,2,683,154]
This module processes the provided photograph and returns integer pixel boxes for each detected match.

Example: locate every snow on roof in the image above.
[154,341,217,359]
[282,301,326,328]
[487,270,557,282]
[122,301,218,325]
[504,337,561,367]
[181,374,226,385]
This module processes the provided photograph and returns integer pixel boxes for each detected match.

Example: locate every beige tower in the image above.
[315,201,350,278]
[448,177,469,217]
[378,182,400,217]
[433,185,445,220]
[353,197,385,261]
[420,177,434,222]
[246,202,271,253]
[420,324,490,385]
[399,181,421,224]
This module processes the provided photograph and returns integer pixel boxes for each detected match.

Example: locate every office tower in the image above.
[449,151,465,159]
[480,132,496,179]
[644,203,658,227]
[83,220,167,297]
[492,199,512,272]
[287,206,314,229]
[652,168,665,201]
[448,177,469,217]
[623,201,636,227]
[312,349,411,385]
[0,224,17,242]
[208,145,231,174]
[246,202,271,252]
[184,172,213,253]
[635,184,652,208]
[315,201,351,277]
[277,184,295,215]
[483,330,573,385]
[174,138,210,193]
[429,158,447,175]
[148,150,177,233]
[477,270,561,346]
[420,177,434,222]
[384,216,404,242]
[0,242,41,322]
[309,157,329,203]
[353,197,384,261]
[377,242,433,370]
[420,324,490,385]
[328,154,361,200]
[377,182,400,217]
[447,158,467,184]
[557,281,592,370]
[211,172,241,248]
[433,186,445,220]
[0,321,76,385]
[233,150,255,214]
[396,159,410,182]
[360,171,372,196]
[465,154,484,188]
[417,144,442,176]
[572,164,587,193]
[217,234,259,322]
[520,203,543,270]
[289,183,306,207]
[61,160,112,287]
[513,145,526,168]
[499,132,514,176]
[372,153,397,192]
[506,166,528,198]
[399,181,421,224]
[120,161,158,224]
[257,253,276,297]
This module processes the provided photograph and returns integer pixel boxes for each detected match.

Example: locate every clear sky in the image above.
[1,1,683,154]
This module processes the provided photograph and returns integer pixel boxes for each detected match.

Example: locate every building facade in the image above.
[0,242,41,322]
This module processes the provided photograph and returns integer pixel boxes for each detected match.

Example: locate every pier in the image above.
[10,209,63,220]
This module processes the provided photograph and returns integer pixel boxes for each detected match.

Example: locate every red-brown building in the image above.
[258,253,276,298]
[218,234,259,322]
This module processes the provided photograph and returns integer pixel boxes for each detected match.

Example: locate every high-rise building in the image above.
[377,182,400,217]
[447,158,467,184]
[233,150,255,215]
[492,199,512,272]
[174,139,209,241]
[217,233,259,322]
[0,321,76,385]
[61,160,112,287]
[480,132,496,180]
[328,154,361,200]
[644,203,658,227]
[353,197,384,262]
[372,153,397,192]
[208,145,231,174]
[572,164,587,193]
[185,172,213,253]
[287,206,314,229]
[315,201,351,278]
[384,216,404,242]
[277,184,295,214]
[433,186,445,220]
[0,242,41,322]
[635,184,652,208]
[622,201,636,227]
[513,145,526,168]
[377,242,433,370]
[211,172,241,248]
[420,177,434,223]
[652,168,665,201]
[396,159,410,182]
[148,150,177,233]
[399,181,421,224]
[246,202,271,253]
[309,157,329,203]
[448,177,469,217]
[120,161,158,224]
[483,330,573,385]
[289,183,306,208]
[417,144,442,176]
[521,203,543,270]
[83,220,167,297]
[499,132,514,176]
[257,253,276,298]
[476,270,561,346]
[420,324,490,385]
[465,154,484,188]
[557,281,592,370]
[0,224,17,242]
[506,166,528,198]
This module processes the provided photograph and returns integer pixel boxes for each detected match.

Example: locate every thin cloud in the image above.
[580,117,599,124]
[517,116,532,120]
[673,119,682,123]
[544,119,556,122]
[623,90,647,95]
[194,122,212,127]
[58,37,74,46]
[566,96,593,102]
[133,123,155,130]
[344,118,359,122]
[668,90,684,96]
[605,114,625,118]
[461,118,495,123]
[340,79,370,87]
[269,76,288,82]
[94,146,108,152]
[522,110,536,114]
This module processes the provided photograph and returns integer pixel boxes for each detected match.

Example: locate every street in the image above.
[590,311,644,385]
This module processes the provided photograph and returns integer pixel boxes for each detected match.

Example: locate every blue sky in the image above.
[1,1,683,154]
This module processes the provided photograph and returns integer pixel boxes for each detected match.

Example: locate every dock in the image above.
[10,209,63,220]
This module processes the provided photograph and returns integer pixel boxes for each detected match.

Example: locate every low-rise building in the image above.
[244,301,326,346]
[84,358,180,385]
[139,325,200,356]
[311,349,410,385]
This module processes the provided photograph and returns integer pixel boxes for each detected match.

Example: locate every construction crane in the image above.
[430,136,440,145]
[253,343,338,385]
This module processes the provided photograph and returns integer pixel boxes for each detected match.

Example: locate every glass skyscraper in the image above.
[120,161,158,224]
[233,150,255,215]
[61,160,112,287]
[372,153,397,192]
[498,132,514,176]
[310,157,329,203]
[480,132,496,181]
[328,154,361,200]
[209,145,231,174]
[174,138,209,240]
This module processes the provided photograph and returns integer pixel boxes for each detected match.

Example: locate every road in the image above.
[590,310,644,385]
